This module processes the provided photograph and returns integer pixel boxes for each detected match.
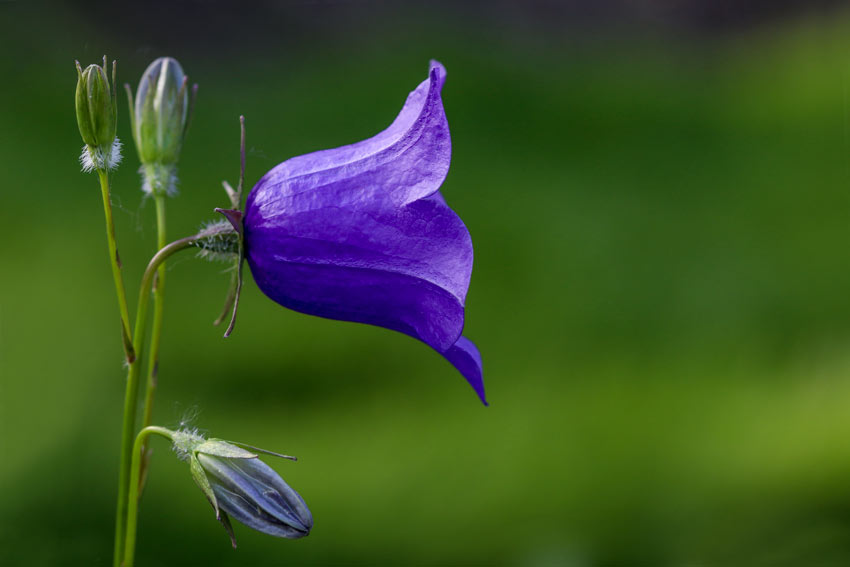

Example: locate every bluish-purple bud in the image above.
[172,430,312,547]
[198,452,313,540]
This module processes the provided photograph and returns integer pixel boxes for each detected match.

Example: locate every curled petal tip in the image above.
[442,336,487,405]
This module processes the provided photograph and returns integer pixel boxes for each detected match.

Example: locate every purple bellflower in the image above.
[217,61,486,405]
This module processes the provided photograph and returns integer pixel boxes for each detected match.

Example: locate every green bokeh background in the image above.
[4,2,850,565]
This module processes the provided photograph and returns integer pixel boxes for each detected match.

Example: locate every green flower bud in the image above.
[129,57,196,196]
[75,56,121,171]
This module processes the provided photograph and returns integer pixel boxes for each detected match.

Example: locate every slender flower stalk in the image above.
[123,426,175,567]
[97,169,135,362]
[138,194,168,489]
[112,234,200,567]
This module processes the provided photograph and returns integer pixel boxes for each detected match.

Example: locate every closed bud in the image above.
[130,57,195,196]
[75,56,121,171]
[172,429,312,547]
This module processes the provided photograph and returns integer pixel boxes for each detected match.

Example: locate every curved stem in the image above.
[97,169,135,362]
[113,234,198,567]
[123,426,175,567]
[138,195,168,488]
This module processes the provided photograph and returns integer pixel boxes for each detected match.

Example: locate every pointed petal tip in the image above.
[441,336,487,406]
[428,60,446,90]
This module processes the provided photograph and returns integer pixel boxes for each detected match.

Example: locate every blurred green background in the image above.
[4,1,850,565]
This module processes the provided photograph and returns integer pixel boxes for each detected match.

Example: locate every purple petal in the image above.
[443,336,487,405]
[198,454,312,537]
[230,456,313,531]
[246,191,472,352]
[213,484,309,539]
[246,60,449,214]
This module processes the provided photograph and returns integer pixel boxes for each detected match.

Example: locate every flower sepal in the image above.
[212,207,245,338]
[195,438,256,459]
[210,116,249,337]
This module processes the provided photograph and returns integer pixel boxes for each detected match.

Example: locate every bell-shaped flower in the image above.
[234,61,485,405]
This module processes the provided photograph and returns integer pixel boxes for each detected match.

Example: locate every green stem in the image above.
[138,195,168,487]
[113,234,198,567]
[123,426,175,567]
[97,169,135,362]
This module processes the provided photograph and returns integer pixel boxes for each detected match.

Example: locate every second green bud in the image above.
[129,57,195,196]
